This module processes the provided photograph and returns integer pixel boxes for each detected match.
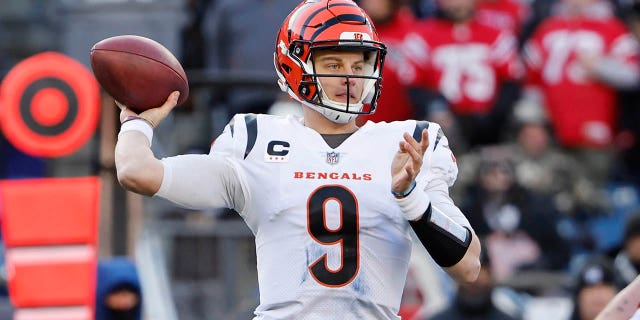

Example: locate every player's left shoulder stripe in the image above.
[412,121,430,141]
[244,114,258,159]
[434,128,444,151]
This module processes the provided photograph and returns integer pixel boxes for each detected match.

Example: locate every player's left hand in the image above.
[391,129,429,195]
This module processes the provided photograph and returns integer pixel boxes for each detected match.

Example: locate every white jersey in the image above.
[156,114,470,320]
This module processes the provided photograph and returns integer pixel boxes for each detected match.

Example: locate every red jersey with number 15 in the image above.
[415,19,522,115]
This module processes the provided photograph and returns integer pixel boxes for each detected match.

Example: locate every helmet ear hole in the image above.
[299,85,309,96]
[291,44,304,57]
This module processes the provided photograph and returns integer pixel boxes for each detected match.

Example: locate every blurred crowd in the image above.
[2,0,640,319]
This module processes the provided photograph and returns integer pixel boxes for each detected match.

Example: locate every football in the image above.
[90,35,189,112]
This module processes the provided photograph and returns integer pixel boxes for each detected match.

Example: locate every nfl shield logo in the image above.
[326,152,339,165]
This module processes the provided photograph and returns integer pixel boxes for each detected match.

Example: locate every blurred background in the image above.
[1,0,640,319]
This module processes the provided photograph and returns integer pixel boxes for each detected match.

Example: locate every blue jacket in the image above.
[95,257,142,320]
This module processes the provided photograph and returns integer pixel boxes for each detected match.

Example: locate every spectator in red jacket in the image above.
[521,0,640,182]
[414,0,524,153]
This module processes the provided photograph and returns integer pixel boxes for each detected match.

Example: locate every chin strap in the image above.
[306,102,356,124]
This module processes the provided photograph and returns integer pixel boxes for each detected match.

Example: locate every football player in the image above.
[114,0,480,319]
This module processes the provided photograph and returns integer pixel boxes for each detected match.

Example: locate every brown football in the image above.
[90,35,189,112]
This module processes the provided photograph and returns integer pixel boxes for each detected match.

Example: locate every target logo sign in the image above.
[0,52,100,158]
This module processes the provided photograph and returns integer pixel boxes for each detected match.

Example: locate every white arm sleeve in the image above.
[420,124,472,230]
[154,154,245,212]
[425,179,472,231]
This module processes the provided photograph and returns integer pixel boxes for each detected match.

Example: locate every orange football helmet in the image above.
[274,0,386,123]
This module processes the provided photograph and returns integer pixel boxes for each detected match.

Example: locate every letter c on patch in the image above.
[267,140,290,156]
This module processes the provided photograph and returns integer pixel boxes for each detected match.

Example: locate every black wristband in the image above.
[410,204,472,267]
[391,181,417,199]
[121,115,153,126]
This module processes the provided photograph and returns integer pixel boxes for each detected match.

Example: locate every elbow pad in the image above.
[410,204,472,267]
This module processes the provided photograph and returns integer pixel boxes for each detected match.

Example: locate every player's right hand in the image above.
[116,91,180,128]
